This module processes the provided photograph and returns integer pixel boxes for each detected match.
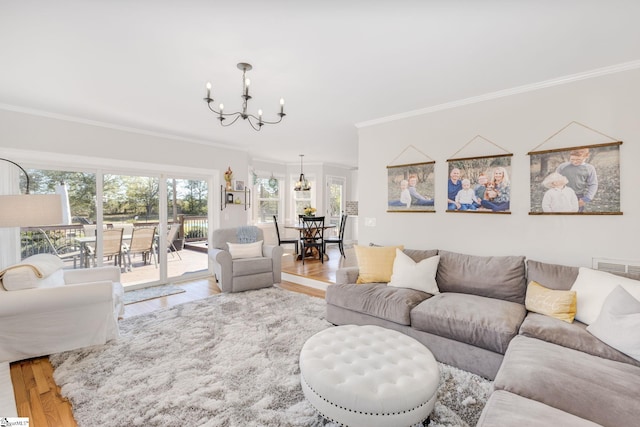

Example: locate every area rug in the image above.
[123,284,186,304]
[50,288,491,427]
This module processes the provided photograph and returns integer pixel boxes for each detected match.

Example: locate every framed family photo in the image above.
[446,155,512,214]
[233,180,245,191]
[529,142,622,215]
[387,162,435,212]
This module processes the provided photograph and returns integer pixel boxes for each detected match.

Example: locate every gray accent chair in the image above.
[208,226,283,293]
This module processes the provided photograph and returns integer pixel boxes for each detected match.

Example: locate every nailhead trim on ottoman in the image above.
[300,324,439,427]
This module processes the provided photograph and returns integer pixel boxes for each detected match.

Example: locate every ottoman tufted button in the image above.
[300,324,439,427]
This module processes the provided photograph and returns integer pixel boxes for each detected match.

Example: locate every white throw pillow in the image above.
[570,267,640,325]
[388,249,440,294]
[227,240,263,259]
[587,285,640,361]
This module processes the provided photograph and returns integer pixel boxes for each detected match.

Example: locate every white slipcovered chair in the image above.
[0,254,124,363]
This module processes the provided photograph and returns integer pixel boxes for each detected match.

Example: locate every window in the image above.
[326,175,345,227]
[292,174,315,217]
[253,175,282,223]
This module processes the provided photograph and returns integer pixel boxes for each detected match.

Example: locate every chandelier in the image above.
[294,154,311,191]
[203,62,285,131]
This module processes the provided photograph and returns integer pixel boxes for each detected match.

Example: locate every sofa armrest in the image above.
[263,244,284,283]
[209,248,233,292]
[336,267,360,285]
[0,282,118,363]
[0,282,114,317]
[262,244,283,260]
[63,266,121,285]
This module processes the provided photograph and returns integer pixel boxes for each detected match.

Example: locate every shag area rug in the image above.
[50,287,491,427]
[123,283,186,304]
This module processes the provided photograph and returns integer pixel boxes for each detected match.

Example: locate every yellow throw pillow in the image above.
[525,281,577,323]
[354,245,404,284]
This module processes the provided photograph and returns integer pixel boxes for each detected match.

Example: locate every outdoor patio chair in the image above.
[123,226,157,271]
[166,224,182,260]
[37,228,82,268]
[101,228,125,270]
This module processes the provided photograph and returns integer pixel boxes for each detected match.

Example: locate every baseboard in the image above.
[281,273,328,291]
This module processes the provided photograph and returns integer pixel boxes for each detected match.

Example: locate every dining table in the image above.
[284,222,336,261]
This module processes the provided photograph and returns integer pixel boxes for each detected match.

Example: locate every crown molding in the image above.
[0,103,248,154]
[356,60,640,129]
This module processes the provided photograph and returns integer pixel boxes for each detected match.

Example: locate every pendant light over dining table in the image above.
[203,62,286,131]
[294,154,311,192]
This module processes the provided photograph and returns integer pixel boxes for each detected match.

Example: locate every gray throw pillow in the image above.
[587,285,640,362]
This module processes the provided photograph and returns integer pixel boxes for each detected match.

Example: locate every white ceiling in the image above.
[1,1,640,168]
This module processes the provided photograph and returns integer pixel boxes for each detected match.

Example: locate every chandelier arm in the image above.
[220,114,243,127]
[258,115,285,125]
[206,102,221,115]
[244,113,284,125]
[246,116,263,131]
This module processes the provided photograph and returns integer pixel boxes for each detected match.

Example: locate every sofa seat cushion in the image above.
[436,250,526,303]
[231,257,272,277]
[494,335,640,427]
[477,390,601,427]
[325,283,431,326]
[410,293,526,354]
[519,312,640,367]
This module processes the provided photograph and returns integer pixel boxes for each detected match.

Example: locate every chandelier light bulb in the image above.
[219,103,224,112]
[258,109,263,117]
[206,82,212,99]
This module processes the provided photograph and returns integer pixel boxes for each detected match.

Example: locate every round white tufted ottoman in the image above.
[300,324,439,427]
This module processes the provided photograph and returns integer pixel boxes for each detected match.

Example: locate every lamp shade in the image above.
[0,194,64,227]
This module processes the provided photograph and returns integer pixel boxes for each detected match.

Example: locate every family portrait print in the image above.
[529,143,621,214]
[446,155,512,213]
[387,162,435,212]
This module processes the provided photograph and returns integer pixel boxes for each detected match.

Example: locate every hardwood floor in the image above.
[9,246,350,426]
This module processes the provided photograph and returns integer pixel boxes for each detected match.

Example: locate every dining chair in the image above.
[123,226,157,271]
[273,215,299,255]
[300,216,325,264]
[323,213,348,258]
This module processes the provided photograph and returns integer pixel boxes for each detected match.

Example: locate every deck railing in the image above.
[20,215,209,259]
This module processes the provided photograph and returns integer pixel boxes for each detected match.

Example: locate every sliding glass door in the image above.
[164,177,209,281]
[19,165,212,289]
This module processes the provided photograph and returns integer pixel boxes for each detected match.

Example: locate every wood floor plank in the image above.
[31,360,50,395]
[28,387,48,427]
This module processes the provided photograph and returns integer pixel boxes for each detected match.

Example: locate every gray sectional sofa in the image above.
[325,249,640,427]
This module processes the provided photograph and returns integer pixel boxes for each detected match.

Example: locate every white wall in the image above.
[357,68,640,267]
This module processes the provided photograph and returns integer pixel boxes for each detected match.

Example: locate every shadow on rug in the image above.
[123,284,186,305]
[50,287,491,426]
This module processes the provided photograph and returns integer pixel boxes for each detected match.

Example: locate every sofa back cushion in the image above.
[436,250,526,303]
[402,249,439,263]
[526,260,579,291]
